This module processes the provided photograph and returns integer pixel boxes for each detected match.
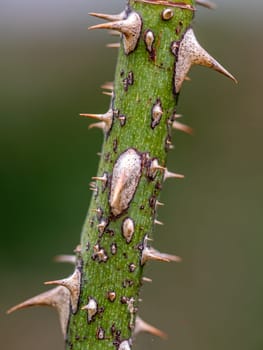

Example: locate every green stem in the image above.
[67,1,194,349]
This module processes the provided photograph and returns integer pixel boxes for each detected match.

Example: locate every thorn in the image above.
[164,169,184,181]
[156,200,164,207]
[109,30,121,36]
[141,236,181,265]
[80,109,113,133]
[44,269,81,313]
[101,82,114,91]
[88,122,106,131]
[7,286,70,338]
[134,316,167,339]
[82,297,98,322]
[173,28,237,93]
[142,277,152,283]
[89,11,126,22]
[106,43,121,48]
[172,120,194,135]
[196,0,217,9]
[54,255,76,265]
[92,173,108,183]
[89,11,142,55]
[154,219,164,226]
[173,113,183,119]
[102,91,113,97]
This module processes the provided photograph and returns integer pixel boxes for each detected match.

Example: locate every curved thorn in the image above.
[173,28,237,93]
[7,286,70,338]
[44,269,81,313]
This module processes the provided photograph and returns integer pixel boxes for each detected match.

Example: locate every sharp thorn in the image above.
[80,109,113,132]
[164,169,184,181]
[109,30,121,36]
[156,200,164,207]
[89,122,106,131]
[89,11,142,55]
[173,28,237,92]
[172,120,194,135]
[141,245,182,265]
[7,286,70,338]
[100,82,114,91]
[102,91,113,97]
[154,219,164,226]
[106,43,121,48]
[134,316,168,339]
[54,255,76,265]
[142,277,152,283]
[92,173,107,183]
[44,269,81,313]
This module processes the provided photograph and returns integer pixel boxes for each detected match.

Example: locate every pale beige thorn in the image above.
[109,30,121,36]
[44,269,81,313]
[89,12,142,55]
[184,75,191,81]
[141,246,182,265]
[81,298,98,322]
[54,254,76,265]
[89,11,126,22]
[156,200,164,207]
[174,28,237,92]
[106,43,121,48]
[7,286,70,338]
[164,169,184,181]
[102,91,113,97]
[89,181,97,189]
[134,316,167,339]
[92,174,107,183]
[172,120,194,135]
[154,219,164,226]
[101,82,114,91]
[142,277,152,283]
[196,0,216,9]
[173,113,183,119]
[88,122,106,131]
[80,109,113,132]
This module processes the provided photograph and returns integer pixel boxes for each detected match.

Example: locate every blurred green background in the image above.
[1,0,263,349]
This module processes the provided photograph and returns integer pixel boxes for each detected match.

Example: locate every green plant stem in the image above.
[67,1,194,349]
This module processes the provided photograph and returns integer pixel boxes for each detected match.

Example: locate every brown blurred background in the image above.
[1,1,263,349]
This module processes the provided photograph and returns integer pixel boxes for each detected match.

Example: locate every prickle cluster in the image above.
[7,1,236,349]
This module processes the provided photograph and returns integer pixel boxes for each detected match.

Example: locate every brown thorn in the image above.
[172,120,194,135]
[134,316,168,339]
[7,286,70,338]
[44,269,81,313]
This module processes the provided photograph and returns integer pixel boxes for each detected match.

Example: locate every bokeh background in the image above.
[1,0,263,349]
